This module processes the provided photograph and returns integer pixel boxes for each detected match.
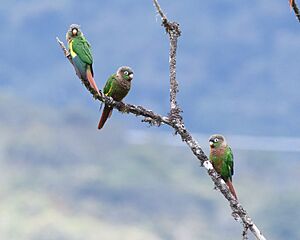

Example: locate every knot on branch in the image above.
[142,117,162,126]
[169,106,182,118]
[242,223,250,240]
[163,21,181,38]
[168,106,183,130]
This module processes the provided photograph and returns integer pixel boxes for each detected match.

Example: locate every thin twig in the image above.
[153,0,182,122]
[153,0,167,20]
[291,0,300,22]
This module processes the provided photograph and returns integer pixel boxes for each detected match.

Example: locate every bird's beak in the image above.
[129,73,134,80]
[209,141,214,147]
[72,28,78,36]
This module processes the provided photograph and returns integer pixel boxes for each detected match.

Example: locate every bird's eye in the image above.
[214,138,219,143]
[124,71,129,76]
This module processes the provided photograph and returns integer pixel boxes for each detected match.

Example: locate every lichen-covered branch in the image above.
[165,115,266,240]
[56,38,170,127]
[57,1,267,239]
[291,0,300,22]
[153,0,182,122]
[152,1,267,240]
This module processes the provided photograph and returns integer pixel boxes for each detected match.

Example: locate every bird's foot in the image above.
[106,96,114,105]
[119,101,128,113]
[93,90,102,100]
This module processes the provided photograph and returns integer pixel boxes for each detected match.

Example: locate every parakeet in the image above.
[98,66,134,130]
[209,134,238,200]
[66,24,100,94]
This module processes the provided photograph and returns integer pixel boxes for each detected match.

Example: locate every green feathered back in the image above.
[72,36,93,65]
[103,74,131,101]
[223,147,234,180]
[210,146,234,181]
[103,75,115,95]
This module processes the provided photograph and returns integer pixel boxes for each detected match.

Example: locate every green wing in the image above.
[225,147,234,179]
[72,36,93,65]
[103,74,116,96]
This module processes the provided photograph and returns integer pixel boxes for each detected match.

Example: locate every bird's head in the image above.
[209,134,227,149]
[117,66,134,81]
[66,24,82,42]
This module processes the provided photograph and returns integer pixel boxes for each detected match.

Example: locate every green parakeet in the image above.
[209,134,238,200]
[98,66,134,130]
[66,24,100,94]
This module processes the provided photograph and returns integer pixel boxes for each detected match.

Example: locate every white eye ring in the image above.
[124,71,129,76]
[214,138,219,143]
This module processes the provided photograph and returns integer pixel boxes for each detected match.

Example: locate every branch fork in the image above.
[57,1,267,239]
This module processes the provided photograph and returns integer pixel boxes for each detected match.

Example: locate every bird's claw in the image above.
[119,101,128,113]
[93,90,102,100]
[106,96,114,105]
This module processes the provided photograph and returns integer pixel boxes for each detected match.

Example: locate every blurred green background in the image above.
[1,0,300,239]
[1,94,299,239]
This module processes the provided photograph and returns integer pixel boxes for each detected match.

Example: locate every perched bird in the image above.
[209,134,238,200]
[98,66,134,130]
[66,24,100,94]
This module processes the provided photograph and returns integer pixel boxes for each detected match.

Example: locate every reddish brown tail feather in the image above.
[290,0,294,8]
[98,105,112,130]
[226,180,238,200]
[86,69,100,95]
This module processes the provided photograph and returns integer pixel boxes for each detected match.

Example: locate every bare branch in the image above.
[152,1,267,240]
[57,1,267,239]
[291,0,300,22]
[153,0,182,122]
[56,37,170,126]
[153,0,167,21]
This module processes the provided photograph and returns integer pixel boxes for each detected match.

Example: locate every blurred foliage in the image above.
[0,94,299,239]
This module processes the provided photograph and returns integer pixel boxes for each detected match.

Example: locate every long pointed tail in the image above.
[98,105,112,130]
[290,0,294,8]
[226,180,238,200]
[86,69,100,95]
